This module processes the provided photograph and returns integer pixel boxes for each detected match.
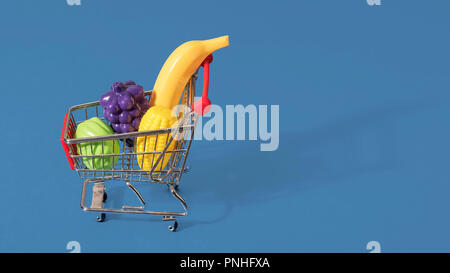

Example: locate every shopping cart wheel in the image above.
[168,221,178,232]
[103,192,108,202]
[96,213,106,222]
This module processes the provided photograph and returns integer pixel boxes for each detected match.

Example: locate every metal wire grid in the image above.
[63,75,197,185]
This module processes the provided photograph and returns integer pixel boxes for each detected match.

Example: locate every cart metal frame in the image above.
[61,73,199,232]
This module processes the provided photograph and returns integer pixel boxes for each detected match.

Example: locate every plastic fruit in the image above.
[151,35,229,109]
[136,106,178,172]
[74,117,120,170]
[99,81,149,134]
[135,36,230,171]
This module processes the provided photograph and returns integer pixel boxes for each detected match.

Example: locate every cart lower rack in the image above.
[61,72,201,232]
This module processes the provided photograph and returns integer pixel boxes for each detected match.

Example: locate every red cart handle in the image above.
[61,113,75,170]
[192,54,213,115]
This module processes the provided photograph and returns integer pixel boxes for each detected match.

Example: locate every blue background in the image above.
[0,0,449,252]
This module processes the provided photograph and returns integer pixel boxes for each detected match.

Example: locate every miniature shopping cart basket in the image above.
[60,56,214,232]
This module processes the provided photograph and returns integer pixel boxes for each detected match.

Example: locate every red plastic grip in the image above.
[193,54,213,115]
[201,54,213,98]
[61,113,75,170]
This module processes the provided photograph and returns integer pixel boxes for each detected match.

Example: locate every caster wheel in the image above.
[97,213,106,222]
[168,221,178,232]
[103,192,108,202]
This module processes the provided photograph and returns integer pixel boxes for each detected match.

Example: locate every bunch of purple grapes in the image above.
[100,80,149,134]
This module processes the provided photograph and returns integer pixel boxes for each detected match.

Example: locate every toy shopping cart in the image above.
[60,56,214,232]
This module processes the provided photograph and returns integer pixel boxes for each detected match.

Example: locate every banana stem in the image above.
[203,35,229,52]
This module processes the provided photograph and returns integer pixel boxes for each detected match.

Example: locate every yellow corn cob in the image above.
[136,106,178,172]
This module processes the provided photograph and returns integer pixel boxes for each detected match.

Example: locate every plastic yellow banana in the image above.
[151,35,230,109]
[137,36,230,171]
[136,106,178,172]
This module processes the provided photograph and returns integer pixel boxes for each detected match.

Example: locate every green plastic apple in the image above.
[75,117,119,170]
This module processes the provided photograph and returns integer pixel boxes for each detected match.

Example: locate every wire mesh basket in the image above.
[60,72,201,232]
[62,77,196,185]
